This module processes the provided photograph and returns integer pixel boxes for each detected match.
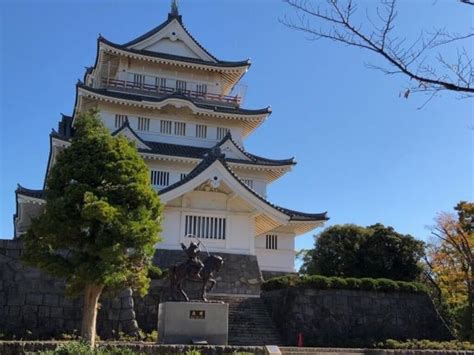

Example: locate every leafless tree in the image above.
[282,0,473,107]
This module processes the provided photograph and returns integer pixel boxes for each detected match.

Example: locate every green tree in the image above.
[358,223,426,281]
[301,223,425,281]
[22,110,162,348]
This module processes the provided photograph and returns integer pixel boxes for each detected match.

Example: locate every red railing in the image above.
[101,78,241,106]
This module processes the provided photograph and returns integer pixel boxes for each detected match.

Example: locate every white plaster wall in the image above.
[158,190,256,255]
[255,233,296,272]
[97,109,244,147]
[145,38,200,58]
[125,61,223,95]
[159,209,182,248]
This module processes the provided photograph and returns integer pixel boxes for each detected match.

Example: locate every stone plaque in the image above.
[157,301,228,345]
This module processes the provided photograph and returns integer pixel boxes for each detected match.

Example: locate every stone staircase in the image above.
[209,295,282,346]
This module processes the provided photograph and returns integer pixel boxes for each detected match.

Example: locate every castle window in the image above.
[160,120,172,135]
[150,170,169,187]
[114,114,127,128]
[133,74,144,87]
[176,80,187,93]
[174,122,186,136]
[185,215,226,240]
[243,179,253,189]
[196,84,207,95]
[155,77,167,90]
[217,127,230,140]
[266,234,278,250]
[195,124,207,139]
[138,117,150,131]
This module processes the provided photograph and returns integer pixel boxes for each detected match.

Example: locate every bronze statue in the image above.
[169,240,223,302]
[180,241,204,278]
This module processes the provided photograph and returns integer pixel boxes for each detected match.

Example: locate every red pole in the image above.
[297,332,304,347]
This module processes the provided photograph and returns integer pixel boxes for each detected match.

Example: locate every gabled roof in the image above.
[217,132,296,166]
[141,133,295,167]
[111,118,152,150]
[117,10,249,68]
[159,151,328,224]
[100,37,250,69]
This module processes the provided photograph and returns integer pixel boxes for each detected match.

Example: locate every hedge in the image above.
[261,275,427,293]
[376,339,474,351]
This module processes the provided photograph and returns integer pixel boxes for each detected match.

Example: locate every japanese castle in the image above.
[14,3,328,275]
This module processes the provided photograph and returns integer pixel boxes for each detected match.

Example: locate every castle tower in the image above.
[14,4,328,279]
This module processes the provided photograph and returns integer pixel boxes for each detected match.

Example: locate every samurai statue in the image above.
[180,241,204,279]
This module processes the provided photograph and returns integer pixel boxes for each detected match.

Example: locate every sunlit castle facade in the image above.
[14,4,328,275]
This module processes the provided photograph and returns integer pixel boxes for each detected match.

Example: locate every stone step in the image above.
[208,295,283,346]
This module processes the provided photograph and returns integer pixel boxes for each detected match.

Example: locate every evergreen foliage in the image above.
[300,223,425,281]
[261,274,427,293]
[22,110,162,345]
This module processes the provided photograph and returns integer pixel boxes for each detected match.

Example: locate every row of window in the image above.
[185,215,226,240]
[181,217,278,249]
[114,114,230,140]
[150,170,253,190]
[130,73,208,95]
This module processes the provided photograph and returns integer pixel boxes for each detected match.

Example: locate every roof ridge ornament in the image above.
[170,0,179,16]
[168,0,182,22]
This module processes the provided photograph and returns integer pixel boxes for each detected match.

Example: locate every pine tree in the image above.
[22,110,162,347]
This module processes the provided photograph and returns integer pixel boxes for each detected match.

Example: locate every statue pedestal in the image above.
[157,301,228,345]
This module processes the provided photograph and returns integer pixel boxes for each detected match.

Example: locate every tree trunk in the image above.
[81,284,104,348]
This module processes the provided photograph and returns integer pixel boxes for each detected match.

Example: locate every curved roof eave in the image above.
[215,132,295,166]
[76,83,271,117]
[159,154,327,223]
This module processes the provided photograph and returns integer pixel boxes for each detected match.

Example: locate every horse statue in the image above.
[169,241,224,302]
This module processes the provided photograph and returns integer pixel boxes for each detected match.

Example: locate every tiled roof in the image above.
[116,12,249,68]
[159,152,328,222]
[101,37,250,68]
[77,83,270,116]
[217,132,295,166]
[15,185,45,199]
[141,137,294,167]
[51,119,293,167]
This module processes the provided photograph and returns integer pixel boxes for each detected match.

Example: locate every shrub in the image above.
[261,275,298,291]
[377,278,399,292]
[377,339,474,350]
[344,278,362,290]
[329,277,348,289]
[262,275,426,294]
[36,341,144,355]
[302,275,330,289]
[359,278,378,291]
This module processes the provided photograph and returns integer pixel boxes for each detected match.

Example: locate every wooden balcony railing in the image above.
[101,78,242,106]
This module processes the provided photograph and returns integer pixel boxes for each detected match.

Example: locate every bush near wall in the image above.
[261,275,427,293]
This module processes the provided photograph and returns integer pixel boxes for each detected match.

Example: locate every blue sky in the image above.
[1,1,472,255]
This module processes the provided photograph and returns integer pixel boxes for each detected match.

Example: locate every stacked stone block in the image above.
[261,288,454,346]
[0,239,137,339]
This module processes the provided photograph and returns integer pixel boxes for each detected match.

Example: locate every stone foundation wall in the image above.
[0,240,263,337]
[261,288,454,347]
[0,240,138,339]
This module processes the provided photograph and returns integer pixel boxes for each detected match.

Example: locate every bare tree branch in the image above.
[282,0,474,100]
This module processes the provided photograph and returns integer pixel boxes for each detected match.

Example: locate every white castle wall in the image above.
[159,190,256,256]
[255,233,296,272]
[98,108,245,147]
